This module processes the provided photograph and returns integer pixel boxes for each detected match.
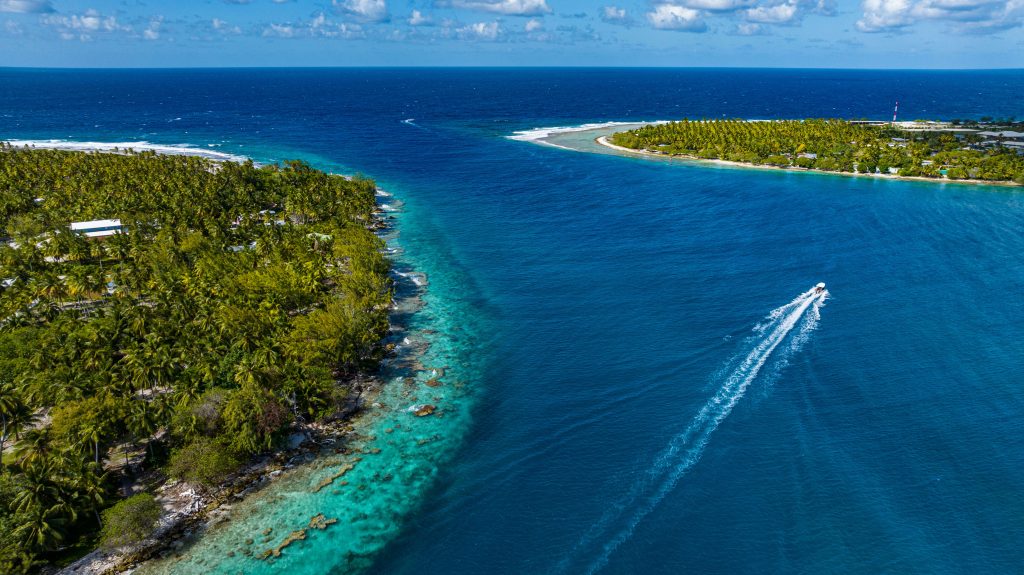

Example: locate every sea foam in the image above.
[2,139,250,163]
[508,121,669,143]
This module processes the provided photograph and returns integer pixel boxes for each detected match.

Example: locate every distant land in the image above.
[603,119,1024,186]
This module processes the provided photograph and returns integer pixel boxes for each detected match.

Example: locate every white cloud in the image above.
[735,21,767,32]
[212,18,242,34]
[4,19,23,34]
[857,0,915,30]
[409,9,433,25]
[601,5,635,25]
[744,0,799,22]
[142,17,162,40]
[0,0,52,13]
[457,20,501,39]
[41,9,132,40]
[678,0,755,11]
[449,0,552,16]
[262,23,296,37]
[647,4,708,30]
[525,17,543,31]
[334,0,389,22]
[856,0,1022,31]
[263,13,365,38]
[602,6,627,19]
[642,0,833,28]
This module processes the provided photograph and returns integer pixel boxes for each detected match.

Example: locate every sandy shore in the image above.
[2,139,249,163]
[594,134,1022,188]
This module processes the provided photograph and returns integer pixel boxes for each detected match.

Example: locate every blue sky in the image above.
[0,0,1021,67]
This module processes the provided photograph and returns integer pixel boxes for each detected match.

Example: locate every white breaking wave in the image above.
[558,285,828,575]
[2,139,250,163]
[508,121,669,143]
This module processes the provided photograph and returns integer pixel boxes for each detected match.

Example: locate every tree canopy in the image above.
[610,119,1024,184]
[0,145,391,572]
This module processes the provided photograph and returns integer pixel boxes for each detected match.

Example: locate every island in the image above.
[0,144,392,573]
[603,119,1024,185]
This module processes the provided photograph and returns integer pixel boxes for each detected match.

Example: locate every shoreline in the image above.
[594,134,1023,189]
[1,141,428,574]
[59,199,407,575]
[2,139,249,163]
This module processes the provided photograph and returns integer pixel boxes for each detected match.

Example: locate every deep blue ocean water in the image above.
[2,68,1024,574]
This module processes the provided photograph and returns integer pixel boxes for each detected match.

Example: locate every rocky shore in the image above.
[58,203,411,575]
[58,377,381,575]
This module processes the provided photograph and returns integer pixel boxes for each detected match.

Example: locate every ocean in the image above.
[2,68,1023,574]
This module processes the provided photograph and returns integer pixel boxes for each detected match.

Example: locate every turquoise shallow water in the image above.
[2,68,1024,574]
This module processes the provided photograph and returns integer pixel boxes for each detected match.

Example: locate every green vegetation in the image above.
[610,119,1024,184]
[99,493,161,548]
[0,145,392,572]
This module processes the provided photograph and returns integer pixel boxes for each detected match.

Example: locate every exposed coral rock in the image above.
[308,513,339,530]
[313,462,355,493]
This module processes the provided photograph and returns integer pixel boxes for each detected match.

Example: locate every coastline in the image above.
[47,159,404,575]
[107,163,481,573]
[0,140,453,575]
[60,200,435,575]
[2,139,250,163]
[594,134,1023,189]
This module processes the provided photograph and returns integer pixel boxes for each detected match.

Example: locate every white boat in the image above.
[814,282,826,294]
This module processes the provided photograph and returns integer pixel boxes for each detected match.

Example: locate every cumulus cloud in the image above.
[408,9,434,25]
[142,16,162,40]
[334,0,389,23]
[212,18,242,34]
[735,21,767,32]
[0,0,53,12]
[642,0,832,29]
[262,23,296,37]
[41,9,132,40]
[744,0,800,22]
[263,13,365,38]
[601,5,634,25]
[525,17,543,31]
[456,20,501,38]
[677,0,756,11]
[857,0,915,29]
[647,4,708,30]
[447,0,552,16]
[857,0,1022,31]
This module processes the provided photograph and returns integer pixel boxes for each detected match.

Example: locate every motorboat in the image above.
[814,282,826,294]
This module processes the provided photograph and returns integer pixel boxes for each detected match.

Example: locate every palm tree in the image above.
[14,505,66,552]
[0,381,25,467]
[78,417,108,466]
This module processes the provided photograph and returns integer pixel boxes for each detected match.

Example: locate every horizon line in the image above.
[2,65,1023,72]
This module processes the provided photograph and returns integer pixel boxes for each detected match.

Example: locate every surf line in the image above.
[561,285,828,575]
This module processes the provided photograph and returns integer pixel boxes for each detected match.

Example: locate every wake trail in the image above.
[556,286,827,575]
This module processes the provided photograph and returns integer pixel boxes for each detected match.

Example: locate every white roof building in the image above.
[978,130,1024,139]
[70,219,123,239]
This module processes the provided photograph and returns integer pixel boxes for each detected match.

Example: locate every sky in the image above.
[0,0,1022,68]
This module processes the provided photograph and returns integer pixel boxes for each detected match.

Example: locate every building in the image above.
[70,219,123,239]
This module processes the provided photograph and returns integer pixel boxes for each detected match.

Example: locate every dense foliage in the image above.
[0,145,391,571]
[610,119,1024,183]
[99,493,161,548]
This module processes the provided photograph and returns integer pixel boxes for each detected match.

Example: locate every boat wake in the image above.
[557,284,828,574]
